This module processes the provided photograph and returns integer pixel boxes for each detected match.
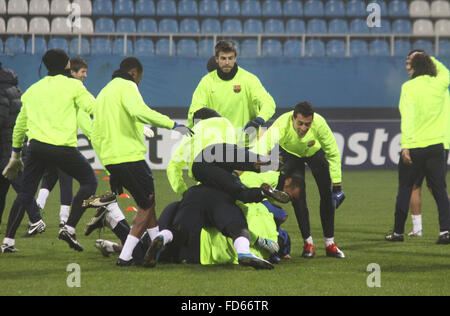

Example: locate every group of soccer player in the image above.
[1,40,447,269]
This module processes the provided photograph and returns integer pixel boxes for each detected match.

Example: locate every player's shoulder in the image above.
[237,66,259,81]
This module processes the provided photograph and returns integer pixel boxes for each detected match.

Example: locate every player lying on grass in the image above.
[88,183,295,270]
[167,107,290,205]
[85,170,301,269]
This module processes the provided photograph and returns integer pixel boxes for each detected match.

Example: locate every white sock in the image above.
[119,234,140,261]
[159,229,173,245]
[104,240,118,253]
[411,214,422,232]
[3,237,15,246]
[325,237,335,247]
[36,189,50,209]
[440,231,449,236]
[59,205,70,223]
[147,226,160,241]
[105,203,125,229]
[233,236,250,254]
[65,225,76,235]
[305,236,313,245]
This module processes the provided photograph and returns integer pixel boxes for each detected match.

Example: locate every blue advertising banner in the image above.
[77,119,449,171]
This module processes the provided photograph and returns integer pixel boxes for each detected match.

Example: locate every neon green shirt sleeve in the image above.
[167,136,190,195]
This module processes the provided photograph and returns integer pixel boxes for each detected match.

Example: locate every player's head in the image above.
[193,107,222,122]
[292,101,314,139]
[409,52,437,79]
[215,40,237,74]
[282,170,304,200]
[70,57,88,82]
[120,57,144,85]
[42,49,70,73]
[207,55,219,73]
[406,49,425,78]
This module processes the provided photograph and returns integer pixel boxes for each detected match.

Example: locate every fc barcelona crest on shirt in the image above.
[233,85,241,93]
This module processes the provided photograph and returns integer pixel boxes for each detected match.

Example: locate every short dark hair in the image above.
[215,40,237,57]
[193,107,222,121]
[407,49,425,57]
[120,57,143,74]
[70,57,88,72]
[293,101,314,118]
[410,53,437,78]
[284,170,305,191]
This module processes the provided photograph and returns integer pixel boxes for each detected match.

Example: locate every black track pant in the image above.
[281,148,335,239]
[394,144,450,234]
[191,143,264,203]
[10,140,97,229]
[41,167,73,206]
[0,157,41,239]
[133,185,248,264]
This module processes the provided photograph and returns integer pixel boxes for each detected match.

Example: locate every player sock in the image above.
[36,189,50,209]
[65,225,76,235]
[3,237,15,246]
[233,236,250,254]
[104,240,118,253]
[325,237,334,247]
[105,203,125,229]
[119,234,139,261]
[147,226,160,241]
[59,205,70,224]
[112,220,130,245]
[411,214,422,233]
[159,229,173,245]
[305,236,314,245]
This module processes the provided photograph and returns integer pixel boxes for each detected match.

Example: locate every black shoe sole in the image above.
[116,259,134,267]
[142,237,164,268]
[260,183,291,204]
[59,232,83,252]
[239,257,274,270]
[436,238,450,245]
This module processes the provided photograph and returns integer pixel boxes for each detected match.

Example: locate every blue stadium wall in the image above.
[5,55,449,110]
[2,55,450,169]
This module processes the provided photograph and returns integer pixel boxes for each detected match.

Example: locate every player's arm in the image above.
[431,56,450,90]
[123,84,175,129]
[399,84,415,150]
[0,94,9,129]
[12,95,29,150]
[187,78,209,129]
[73,81,96,115]
[252,117,283,156]
[315,116,342,184]
[249,75,276,124]
[167,136,191,195]
[77,110,92,140]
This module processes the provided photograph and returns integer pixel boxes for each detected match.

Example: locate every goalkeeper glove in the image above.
[243,117,265,134]
[332,185,345,210]
[143,125,155,138]
[173,122,194,137]
[2,150,24,180]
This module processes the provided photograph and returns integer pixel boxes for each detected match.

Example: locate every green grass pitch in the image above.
[1,169,450,296]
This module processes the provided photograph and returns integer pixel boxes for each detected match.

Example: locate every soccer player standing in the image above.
[386,52,450,244]
[255,101,346,258]
[187,40,276,141]
[36,57,90,228]
[90,57,193,266]
[2,49,98,252]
